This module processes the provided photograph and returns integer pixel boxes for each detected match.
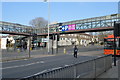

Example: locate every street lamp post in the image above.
[28,36,31,58]
[28,29,33,58]
[118,1,120,14]
[48,0,50,54]
[44,0,50,54]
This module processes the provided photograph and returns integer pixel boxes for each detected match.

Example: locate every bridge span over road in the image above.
[0,14,120,36]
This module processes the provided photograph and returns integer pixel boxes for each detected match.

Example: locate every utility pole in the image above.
[113,21,116,66]
[28,36,31,58]
[44,0,50,54]
[114,21,120,66]
[47,0,50,54]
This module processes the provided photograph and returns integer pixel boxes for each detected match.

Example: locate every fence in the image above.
[118,60,120,80]
[20,54,112,80]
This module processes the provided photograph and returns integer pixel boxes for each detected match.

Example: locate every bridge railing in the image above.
[37,17,120,34]
[20,54,112,79]
[1,14,120,34]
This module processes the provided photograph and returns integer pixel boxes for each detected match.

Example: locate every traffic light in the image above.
[114,22,120,37]
[49,36,53,40]
[57,34,60,41]
[33,34,37,40]
[53,34,55,40]
[6,39,10,44]
[49,34,55,40]
[118,38,120,47]
[58,23,63,31]
[58,23,63,26]
[104,39,107,42]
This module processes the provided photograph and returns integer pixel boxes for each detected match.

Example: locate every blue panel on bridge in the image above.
[62,25,68,31]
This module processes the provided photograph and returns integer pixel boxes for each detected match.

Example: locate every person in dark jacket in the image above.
[74,45,78,58]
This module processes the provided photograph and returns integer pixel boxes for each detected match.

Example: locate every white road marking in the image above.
[24,59,28,60]
[40,61,44,63]
[2,59,29,63]
[65,65,69,66]
[2,61,45,69]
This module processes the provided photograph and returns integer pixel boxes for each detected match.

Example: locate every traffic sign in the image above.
[114,22,120,37]
[42,38,48,42]
[62,25,68,31]
[58,26,62,31]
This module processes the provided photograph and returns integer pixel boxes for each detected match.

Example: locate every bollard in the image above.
[17,48,20,53]
[64,48,66,54]
[30,47,32,51]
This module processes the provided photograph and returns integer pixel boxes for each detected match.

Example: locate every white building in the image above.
[58,33,98,46]
[0,35,15,49]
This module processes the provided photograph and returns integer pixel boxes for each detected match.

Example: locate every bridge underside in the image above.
[0,27,113,36]
[0,31,30,36]
[37,27,113,36]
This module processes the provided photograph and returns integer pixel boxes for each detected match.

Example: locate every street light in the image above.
[44,0,50,54]
[28,28,33,58]
[118,1,120,14]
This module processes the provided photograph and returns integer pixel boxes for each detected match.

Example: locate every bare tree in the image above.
[29,17,48,28]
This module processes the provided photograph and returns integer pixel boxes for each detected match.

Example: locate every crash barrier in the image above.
[20,54,112,79]
[118,59,120,80]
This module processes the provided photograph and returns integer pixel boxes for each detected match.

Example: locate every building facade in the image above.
[58,33,98,46]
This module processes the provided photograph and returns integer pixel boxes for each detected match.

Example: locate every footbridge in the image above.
[0,14,120,36]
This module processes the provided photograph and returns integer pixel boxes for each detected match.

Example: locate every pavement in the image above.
[1,45,104,62]
[97,59,120,80]
[1,48,56,62]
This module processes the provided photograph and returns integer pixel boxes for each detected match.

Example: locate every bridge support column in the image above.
[53,35,58,54]
[46,36,52,53]
[53,36,57,48]
[27,38,30,50]
[27,37,31,58]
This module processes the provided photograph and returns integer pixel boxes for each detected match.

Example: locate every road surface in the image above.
[2,45,104,78]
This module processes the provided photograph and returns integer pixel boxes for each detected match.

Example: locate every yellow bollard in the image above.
[30,47,32,51]
[64,48,66,54]
[17,48,20,53]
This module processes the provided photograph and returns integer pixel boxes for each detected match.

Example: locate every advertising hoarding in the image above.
[68,24,76,30]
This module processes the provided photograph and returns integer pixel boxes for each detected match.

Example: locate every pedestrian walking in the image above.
[74,45,78,58]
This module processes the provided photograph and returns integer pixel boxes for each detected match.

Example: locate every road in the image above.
[2,45,104,78]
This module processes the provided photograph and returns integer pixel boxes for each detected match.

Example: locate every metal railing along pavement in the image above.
[118,59,120,80]
[20,54,112,79]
